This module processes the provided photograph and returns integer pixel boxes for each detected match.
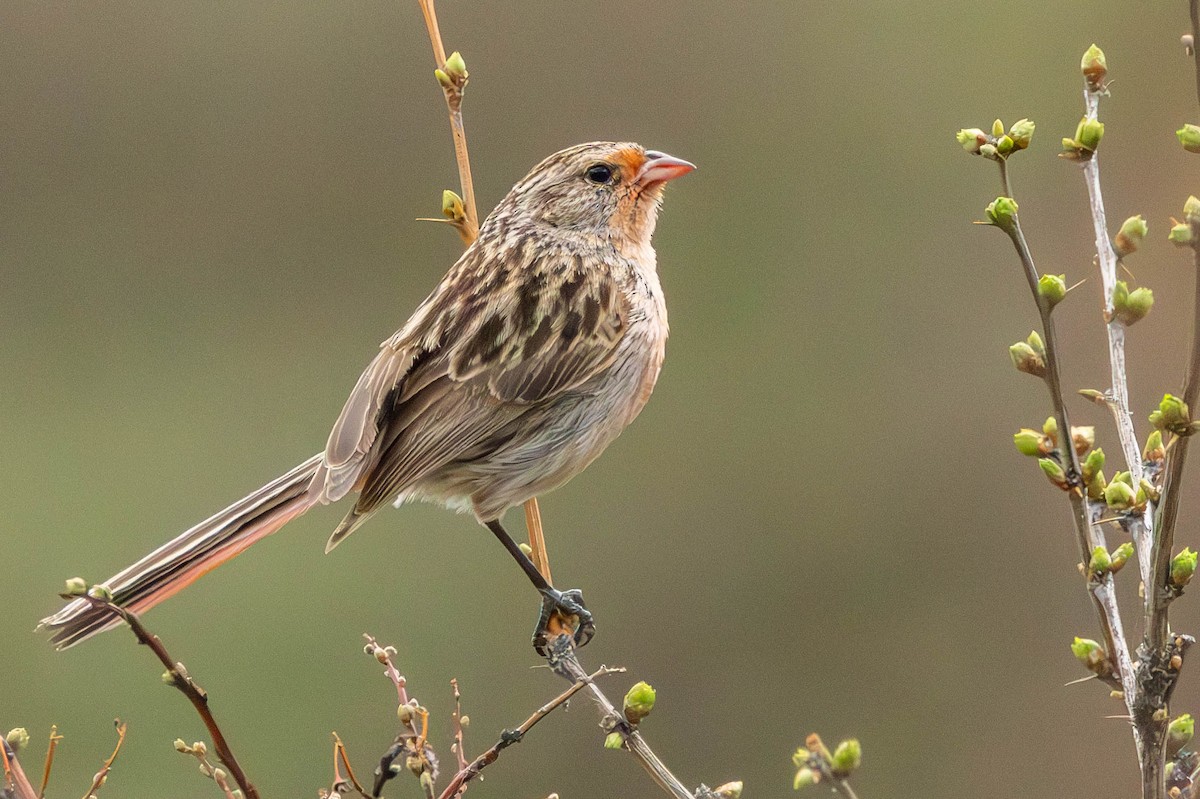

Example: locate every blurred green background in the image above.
[7,1,1200,796]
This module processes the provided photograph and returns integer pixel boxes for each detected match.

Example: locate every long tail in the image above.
[39,453,324,649]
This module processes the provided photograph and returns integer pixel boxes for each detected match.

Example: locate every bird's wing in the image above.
[313,246,628,516]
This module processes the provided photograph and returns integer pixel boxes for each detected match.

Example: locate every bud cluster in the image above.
[956,118,1036,161]
[793,733,862,791]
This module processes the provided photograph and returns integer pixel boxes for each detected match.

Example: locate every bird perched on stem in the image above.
[41,142,694,651]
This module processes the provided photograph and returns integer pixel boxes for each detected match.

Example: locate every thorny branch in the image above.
[76,596,259,799]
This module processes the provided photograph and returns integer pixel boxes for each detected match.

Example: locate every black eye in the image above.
[585,164,614,184]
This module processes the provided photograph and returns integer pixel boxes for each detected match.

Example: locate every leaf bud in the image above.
[830,739,862,776]
[1009,118,1035,150]
[1081,44,1108,90]
[985,197,1019,232]
[1014,428,1046,457]
[1168,714,1195,758]
[1171,547,1198,589]
[1104,479,1137,509]
[1114,215,1148,258]
[1178,124,1200,154]
[1110,542,1135,574]
[1038,274,1067,307]
[623,681,657,724]
[1039,458,1070,490]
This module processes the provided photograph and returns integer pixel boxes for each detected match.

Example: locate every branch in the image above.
[996,209,1137,703]
[435,666,623,799]
[1078,83,1153,586]
[417,0,477,241]
[76,595,259,799]
[543,636,725,799]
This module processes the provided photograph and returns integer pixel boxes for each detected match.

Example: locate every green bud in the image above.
[1139,478,1160,504]
[1071,636,1109,674]
[1110,542,1135,574]
[1168,714,1195,758]
[1114,216,1148,258]
[992,119,1004,138]
[623,681,657,724]
[956,128,988,154]
[1039,458,1070,490]
[5,728,29,752]
[517,542,533,557]
[173,738,189,753]
[64,577,88,596]
[442,189,465,221]
[1014,429,1046,457]
[1078,388,1107,404]
[1187,196,1200,226]
[1081,44,1108,90]
[995,135,1015,156]
[1088,545,1112,577]
[433,68,453,89]
[87,583,113,602]
[792,746,808,769]
[1152,394,1192,435]
[443,51,468,80]
[1027,330,1045,358]
[793,767,818,790]
[1009,118,1035,150]
[1086,469,1107,501]
[161,670,175,685]
[1043,416,1059,441]
[1038,274,1067,307]
[1112,281,1153,325]
[1104,479,1137,509]
[1144,430,1165,463]
[985,197,1019,232]
[1170,221,1195,247]
[979,143,999,160]
[1179,124,1200,154]
[830,739,862,775]
[1082,448,1105,483]
[1171,547,1197,588]
[604,731,625,750]
[1009,342,1046,378]
[1077,118,1105,151]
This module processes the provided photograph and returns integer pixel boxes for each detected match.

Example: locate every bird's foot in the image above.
[532,587,594,656]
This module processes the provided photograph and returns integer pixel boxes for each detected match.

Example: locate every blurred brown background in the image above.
[6,1,1200,796]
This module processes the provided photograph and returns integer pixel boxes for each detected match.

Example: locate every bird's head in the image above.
[499,142,694,247]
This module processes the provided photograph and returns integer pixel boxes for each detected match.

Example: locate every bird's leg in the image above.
[484,519,595,653]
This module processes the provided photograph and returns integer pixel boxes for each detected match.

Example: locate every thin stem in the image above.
[79,597,259,799]
[416,0,478,239]
[1079,86,1153,585]
[1001,215,1137,701]
[998,158,1012,199]
[436,666,622,799]
[545,637,708,799]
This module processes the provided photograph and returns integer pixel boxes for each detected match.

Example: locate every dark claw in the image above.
[532,587,595,655]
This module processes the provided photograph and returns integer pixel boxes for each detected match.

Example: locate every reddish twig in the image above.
[80,720,127,799]
[77,595,258,799]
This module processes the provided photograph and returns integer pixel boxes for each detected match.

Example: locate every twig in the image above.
[997,210,1138,703]
[544,636,713,799]
[331,733,372,799]
[38,725,62,799]
[435,665,623,799]
[362,635,411,712]
[80,720,126,799]
[77,596,259,799]
[417,0,477,241]
[1,739,38,799]
[449,680,468,776]
[1078,82,1153,585]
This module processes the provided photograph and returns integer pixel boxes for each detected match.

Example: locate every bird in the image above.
[40,141,695,651]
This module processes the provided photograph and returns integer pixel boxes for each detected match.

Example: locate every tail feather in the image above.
[39,453,324,649]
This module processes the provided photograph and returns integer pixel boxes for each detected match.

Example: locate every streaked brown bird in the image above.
[42,141,694,650]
